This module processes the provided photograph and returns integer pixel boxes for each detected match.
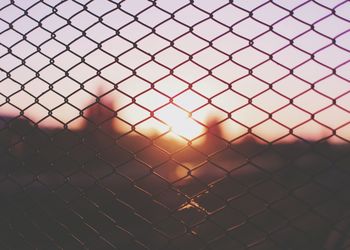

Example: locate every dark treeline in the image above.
[1,111,350,249]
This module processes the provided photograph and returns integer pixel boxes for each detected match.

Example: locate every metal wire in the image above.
[0,0,350,249]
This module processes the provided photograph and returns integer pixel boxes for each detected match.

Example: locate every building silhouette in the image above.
[82,89,119,150]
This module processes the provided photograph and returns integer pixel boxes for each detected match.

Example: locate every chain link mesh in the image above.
[0,0,350,249]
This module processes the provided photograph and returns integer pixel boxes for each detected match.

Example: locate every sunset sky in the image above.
[0,0,349,143]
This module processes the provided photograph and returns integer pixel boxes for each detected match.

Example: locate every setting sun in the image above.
[155,104,205,140]
[1,1,350,249]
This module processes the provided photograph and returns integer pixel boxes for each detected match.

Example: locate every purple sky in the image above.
[0,0,349,143]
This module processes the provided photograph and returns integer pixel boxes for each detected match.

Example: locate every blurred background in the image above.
[0,0,350,249]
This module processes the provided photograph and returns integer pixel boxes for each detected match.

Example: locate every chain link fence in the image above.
[0,0,350,249]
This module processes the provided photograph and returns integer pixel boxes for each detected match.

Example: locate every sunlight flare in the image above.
[155,104,204,140]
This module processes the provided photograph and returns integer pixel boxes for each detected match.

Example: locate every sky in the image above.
[0,0,349,143]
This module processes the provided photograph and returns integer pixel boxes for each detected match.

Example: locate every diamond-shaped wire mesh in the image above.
[0,0,350,249]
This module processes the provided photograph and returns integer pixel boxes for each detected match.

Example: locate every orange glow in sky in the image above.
[0,1,349,143]
[155,104,205,140]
